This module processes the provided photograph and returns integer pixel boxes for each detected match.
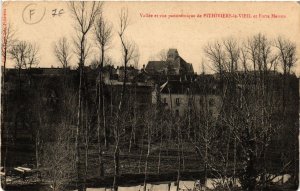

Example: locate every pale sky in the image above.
[3,1,300,75]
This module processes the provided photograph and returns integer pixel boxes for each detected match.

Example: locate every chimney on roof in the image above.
[116,66,119,75]
[167,49,179,62]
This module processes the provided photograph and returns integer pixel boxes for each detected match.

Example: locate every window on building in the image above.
[209,98,215,106]
[175,98,180,106]
[175,109,179,116]
[163,97,167,104]
[199,98,204,106]
[188,97,193,106]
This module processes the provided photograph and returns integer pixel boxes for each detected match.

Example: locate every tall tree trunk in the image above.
[176,122,181,191]
[113,143,119,191]
[128,124,134,153]
[119,57,127,111]
[113,122,120,191]
[97,82,104,176]
[157,122,163,174]
[100,47,108,149]
[138,128,145,174]
[233,137,237,186]
[2,65,8,188]
[102,84,107,150]
[204,121,208,189]
[143,123,151,191]
[76,65,83,191]
[129,85,137,153]
[83,105,88,191]
[35,129,40,170]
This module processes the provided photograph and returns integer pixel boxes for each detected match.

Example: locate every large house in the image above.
[151,75,222,118]
[142,49,222,117]
[145,49,194,75]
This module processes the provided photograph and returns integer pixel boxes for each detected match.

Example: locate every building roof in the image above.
[178,57,194,74]
[145,49,194,75]
[160,79,219,95]
[145,61,168,74]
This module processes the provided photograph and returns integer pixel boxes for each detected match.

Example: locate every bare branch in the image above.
[54,37,72,68]
[94,13,113,68]
[274,36,298,74]
[203,41,226,74]
[9,40,39,69]
[68,1,103,66]
[223,38,240,72]
[118,8,129,38]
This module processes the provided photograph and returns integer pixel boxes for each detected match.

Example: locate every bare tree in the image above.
[68,2,102,191]
[69,2,102,68]
[223,38,240,72]
[128,85,138,153]
[142,108,155,191]
[2,22,17,76]
[94,14,113,68]
[204,41,226,75]
[42,123,76,191]
[240,47,249,72]
[94,12,113,165]
[157,116,166,174]
[175,119,183,191]
[188,92,221,190]
[9,41,39,70]
[112,112,126,191]
[245,36,258,71]
[27,43,39,70]
[6,41,39,188]
[274,37,297,75]
[246,33,273,73]
[274,37,298,181]
[54,37,72,69]
[9,40,39,90]
[1,22,16,187]
[225,79,281,191]
[200,34,299,191]
[117,8,139,110]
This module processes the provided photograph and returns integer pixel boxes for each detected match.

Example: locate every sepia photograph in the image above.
[1,1,300,191]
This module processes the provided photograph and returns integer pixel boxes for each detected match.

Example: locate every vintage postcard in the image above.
[1,1,300,191]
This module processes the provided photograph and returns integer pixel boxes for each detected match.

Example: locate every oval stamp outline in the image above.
[22,3,46,25]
